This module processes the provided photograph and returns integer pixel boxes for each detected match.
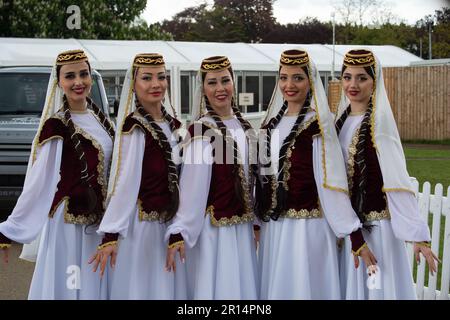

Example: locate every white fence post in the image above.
[425,184,443,299]
[438,186,450,300]
[415,182,431,300]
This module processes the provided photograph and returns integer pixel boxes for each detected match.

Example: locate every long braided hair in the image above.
[201,68,258,210]
[258,65,312,222]
[335,60,375,229]
[57,62,115,227]
[135,98,180,223]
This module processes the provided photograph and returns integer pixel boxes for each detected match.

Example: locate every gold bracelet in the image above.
[416,241,431,248]
[352,242,368,256]
[97,241,117,251]
[0,243,11,249]
[168,240,184,249]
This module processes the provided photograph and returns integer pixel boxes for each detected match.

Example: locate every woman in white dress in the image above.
[257,49,377,300]
[165,56,259,299]
[89,53,187,299]
[0,49,115,299]
[335,49,439,299]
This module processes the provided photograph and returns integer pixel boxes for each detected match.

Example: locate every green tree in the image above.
[214,0,276,42]
[161,3,246,42]
[262,18,332,44]
[0,0,172,40]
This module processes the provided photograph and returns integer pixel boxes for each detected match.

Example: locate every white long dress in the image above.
[338,114,431,300]
[0,110,112,299]
[258,111,362,300]
[97,120,187,300]
[165,116,259,300]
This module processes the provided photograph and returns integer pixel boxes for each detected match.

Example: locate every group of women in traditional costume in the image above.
[0,47,439,300]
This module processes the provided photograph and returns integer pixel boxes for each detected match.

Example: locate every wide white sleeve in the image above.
[97,129,145,238]
[312,136,361,238]
[387,192,431,242]
[165,138,212,248]
[0,139,62,243]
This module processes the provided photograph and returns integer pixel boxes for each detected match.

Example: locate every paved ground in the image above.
[0,243,34,300]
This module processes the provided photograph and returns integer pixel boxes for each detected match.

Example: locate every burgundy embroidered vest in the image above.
[38,116,107,225]
[187,122,253,226]
[122,114,181,221]
[261,117,321,215]
[350,131,387,214]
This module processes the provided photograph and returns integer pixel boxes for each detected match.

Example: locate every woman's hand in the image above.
[166,241,185,273]
[88,243,118,278]
[354,245,378,275]
[414,242,440,275]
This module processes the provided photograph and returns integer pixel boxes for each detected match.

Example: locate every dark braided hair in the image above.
[335,104,351,135]
[337,53,376,230]
[269,92,312,221]
[352,97,374,230]
[135,99,180,222]
[86,96,115,138]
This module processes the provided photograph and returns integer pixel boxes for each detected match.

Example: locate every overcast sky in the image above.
[142,0,448,25]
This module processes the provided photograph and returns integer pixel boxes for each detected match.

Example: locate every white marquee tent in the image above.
[0,37,423,71]
[0,38,423,124]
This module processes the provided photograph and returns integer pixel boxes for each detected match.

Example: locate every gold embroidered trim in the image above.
[365,209,390,221]
[347,127,360,194]
[49,196,69,218]
[56,50,88,65]
[64,207,98,225]
[168,240,184,249]
[134,57,164,66]
[37,135,64,146]
[352,242,368,256]
[415,241,431,248]
[97,241,117,250]
[201,57,231,72]
[206,205,255,227]
[280,56,309,66]
[343,52,375,68]
[137,199,161,222]
[281,208,322,219]
[382,187,415,195]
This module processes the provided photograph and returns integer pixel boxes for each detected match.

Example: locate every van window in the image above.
[0,73,49,114]
[0,73,104,115]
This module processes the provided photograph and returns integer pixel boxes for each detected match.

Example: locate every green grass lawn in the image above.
[404,147,450,189]
[403,145,450,293]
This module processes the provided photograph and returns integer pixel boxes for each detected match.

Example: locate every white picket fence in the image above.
[407,179,450,300]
